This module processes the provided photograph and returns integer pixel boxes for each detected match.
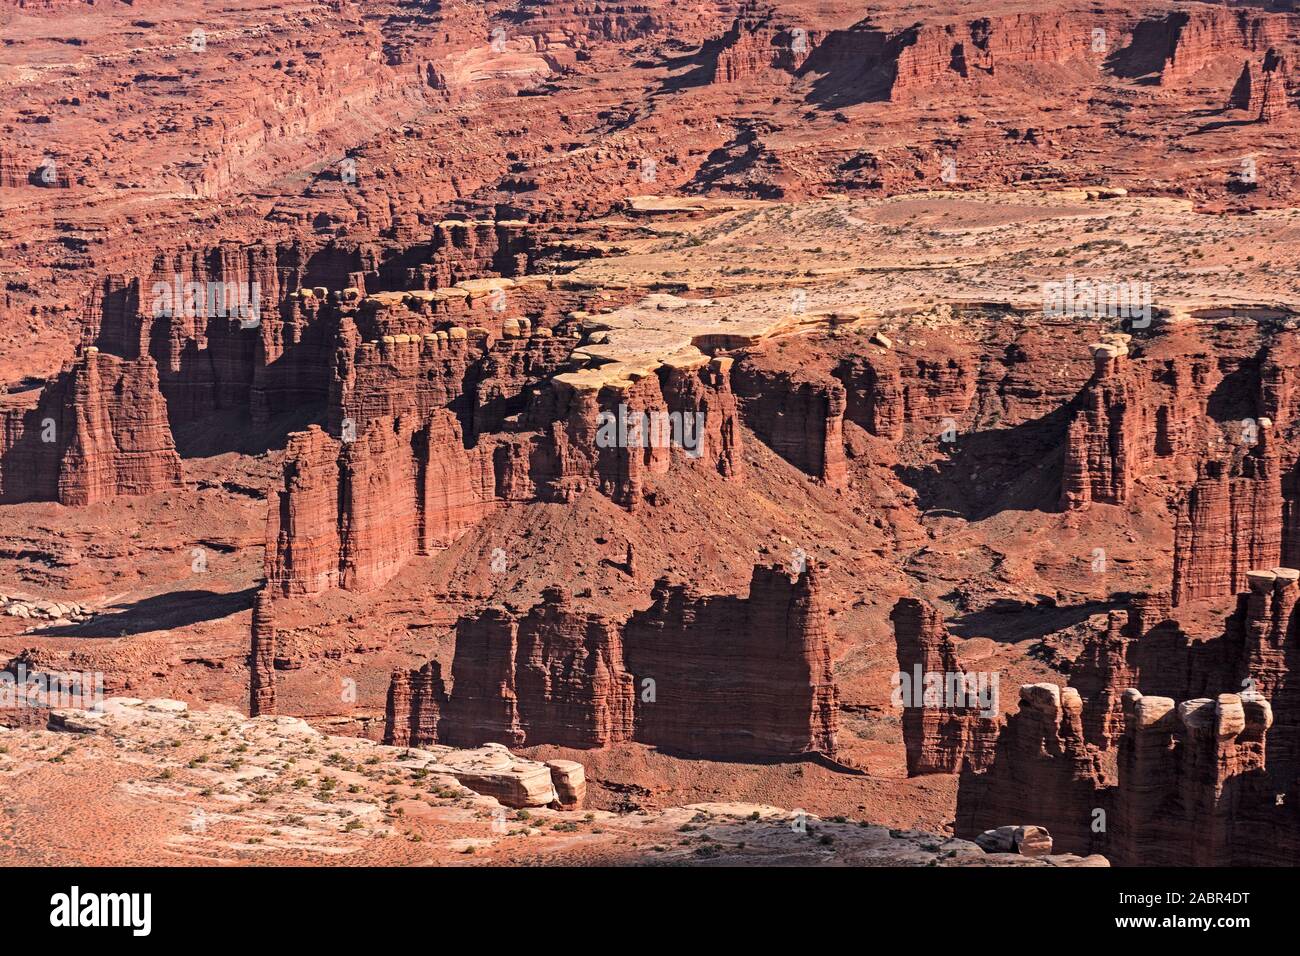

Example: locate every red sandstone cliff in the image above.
[265,426,342,597]
[956,683,1107,857]
[1257,49,1294,123]
[1225,567,1300,785]
[384,660,448,748]
[338,417,421,592]
[957,570,1300,865]
[439,587,636,749]
[386,564,839,759]
[733,362,846,487]
[417,410,498,551]
[249,589,276,717]
[835,345,976,441]
[890,597,1001,775]
[0,348,183,505]
[625,564,839,757]
[1061,342,1151,509]
[269,312,747,596]
[711,13,818,85]
[1173,423,1283,606]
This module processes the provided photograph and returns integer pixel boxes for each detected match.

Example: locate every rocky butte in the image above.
[385,564,840,759]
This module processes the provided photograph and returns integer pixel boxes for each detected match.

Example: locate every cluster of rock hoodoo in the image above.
[1056,326,1300,609]
[871,319,1300,864]
[384,565,839,759]
[895,566,1300,865]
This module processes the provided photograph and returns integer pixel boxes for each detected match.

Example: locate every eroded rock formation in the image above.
[267,300,750,594]
[265,426,343,596]
[625,564,839,757]
[712,14,817,85]
[733,363,846,487]
[891,597,1001,775]
[249,589,276,717]
[1152,7,1285,87]
[956,683,1107,857]
[385,565,839,759]
[383,660,448,748]
[1061,341,1150,509]
[0,348,183,505]
[439,587,636,750]
[1173,422,1283,606]
[956,570,1300,865]
[1257,49,1294,124]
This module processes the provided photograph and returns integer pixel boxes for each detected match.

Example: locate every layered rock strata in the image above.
[385,565,839,759]
[1061,340,1151,509]
[732,365,846,487]
[1172,421,1283,606]
[269,299,750,593]
[891,598,1001,775]
[249,589,276,717]
[0,349,183,505]
[954,570,1300,864]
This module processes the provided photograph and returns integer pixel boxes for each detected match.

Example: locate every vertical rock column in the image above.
[249,588,276,717]
[56,349,184,506]
[1172,420,1282,606]
[338,416,420,591]
[265,426,342,596]
[955,684,1107,856]
[890,597,1001,774]
[1061,341,1150,509]
[1066,610,1137,749]
[1229,567,1300,783]
[384,660,448,747]
[731,364,847,488]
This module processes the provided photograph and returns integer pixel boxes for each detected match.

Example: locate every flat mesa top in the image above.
[560,294,813,390]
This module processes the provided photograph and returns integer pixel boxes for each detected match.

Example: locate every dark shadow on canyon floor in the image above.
[38,586,258,638]
[894,407,1071,521]
[946,594,1138,645]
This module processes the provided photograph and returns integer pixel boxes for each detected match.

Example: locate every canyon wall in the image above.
[732,364,846,487]
[1061,342,1153,509]
[268,310,747,595]
[1172,422,1283,606]
[0,348,183,505]
[385,564,839,759]
[891,597,1001,774]
[1060,330,1228,513]
[953,569,1300,865]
